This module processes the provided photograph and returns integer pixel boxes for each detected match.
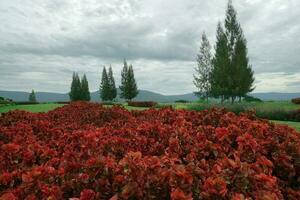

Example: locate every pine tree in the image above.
[224,0,255,102]
[126,65,138,100]
[81,74,91,101]
[193,32,213,102]
[100,67,110,101]
[69,72,82,101]
[232,34,255,101]
[108,66,117,101]
[211,22,231,103]
[119,59,138,101]
[119,59,129,100]
[29,89,37,102]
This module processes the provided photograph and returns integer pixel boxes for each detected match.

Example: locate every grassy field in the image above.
[0,103,148,113]
[0,103,65,113]
[272,120,300,131]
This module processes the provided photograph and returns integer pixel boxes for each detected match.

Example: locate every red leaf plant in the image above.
[0,102,299,199]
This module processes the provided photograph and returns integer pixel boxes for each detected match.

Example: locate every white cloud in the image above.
[0,0,299,94]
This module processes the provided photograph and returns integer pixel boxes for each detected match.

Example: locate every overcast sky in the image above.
[0,0,299,94]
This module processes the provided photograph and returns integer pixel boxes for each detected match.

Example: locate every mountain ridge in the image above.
[0,90,299,102]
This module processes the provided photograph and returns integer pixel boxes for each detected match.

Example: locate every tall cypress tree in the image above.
[108,66,117,101]
[224,0,254,102]
[119,59,129,100]
[100,67,110,101]
[69,72,81,101]
[29,89,37,102]
[232,34,255,101]
[211,22,231,103]
[126,65,138,101]
[193,32,213,102]
[81,74,91,101]
[119,59,138,101]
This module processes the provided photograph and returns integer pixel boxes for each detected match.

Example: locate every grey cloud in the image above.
[0,0,299,94]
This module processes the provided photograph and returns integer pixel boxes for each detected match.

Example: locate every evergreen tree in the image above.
[100,67,110,101]
[119,59,138,101]
[81,74,91,101]
[232,34,255,101]
[193,32,213,102]
[126,65,138,100]
[29,89,37,102]
[224,0,255,102]
[108,66,117,101]
[119,59,129,100]
[69,72,82,101]
[225,0,241,57]
[211,22,231,103]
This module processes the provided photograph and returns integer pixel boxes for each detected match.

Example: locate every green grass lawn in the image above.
[0,104,65,113]
[271,120,300,132]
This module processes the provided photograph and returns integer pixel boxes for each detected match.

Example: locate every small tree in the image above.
[69,72,82,101]
[81,74,91,101]
[193,32,213,102]
[100,67,111,101]
[108,66,117,101]
[29,89,37,102]
[119,60,138,101]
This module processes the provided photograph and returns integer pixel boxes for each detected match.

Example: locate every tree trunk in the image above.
[221,96,224,104]
[231,96,235,104]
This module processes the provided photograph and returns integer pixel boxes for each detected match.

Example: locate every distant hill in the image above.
[0,90,299,102]
[251,92,300,101]
[0,91,69,102]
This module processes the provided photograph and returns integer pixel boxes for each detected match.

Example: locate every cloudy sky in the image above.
[0,0,299,95]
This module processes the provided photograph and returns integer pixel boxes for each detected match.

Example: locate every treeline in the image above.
[69,73,91,101]
[193,0,254,103]
[69,59,138,102]
[69,0,254,104]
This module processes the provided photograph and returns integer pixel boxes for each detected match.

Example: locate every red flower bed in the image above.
[127,101,157,107]
[0,102,300,200]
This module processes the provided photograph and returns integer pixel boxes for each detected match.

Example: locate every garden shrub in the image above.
[56,101,71,104]
[0,102,299,199]
[127,101,157,107]
[188,103,300,122]
[244,95,262,102]
[175,100,190,103]
[15,101,39,105]
[291,98,300,105]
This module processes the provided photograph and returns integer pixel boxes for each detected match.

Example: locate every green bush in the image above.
[291,97,300,104]
[175,100,190,103]
[187,103,299,122]
[155,104,174,109]
[101,101,123,106]
[0,97,14,105]
[244,95,262,102]
[128,101,157,107]
[15,101,39,105]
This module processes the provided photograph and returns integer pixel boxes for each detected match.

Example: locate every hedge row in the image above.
[127,101,158,107]
[188,104,300,122]
[292,98,300,105]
